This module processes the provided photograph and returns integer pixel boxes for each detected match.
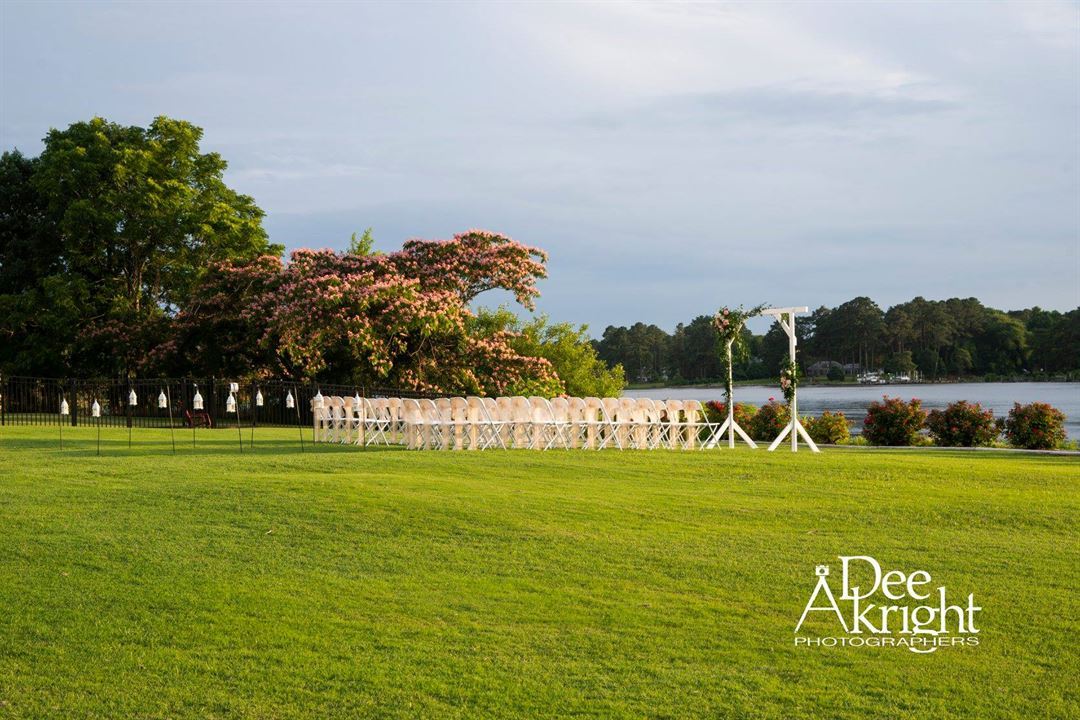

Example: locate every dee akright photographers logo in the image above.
[795,556,981,654]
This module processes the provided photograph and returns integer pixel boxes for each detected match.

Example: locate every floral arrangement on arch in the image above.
[779,357,798,405]
[714,304,766,402]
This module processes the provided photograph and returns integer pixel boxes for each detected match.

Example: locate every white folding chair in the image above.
[450,397,469,450]
[341,396,356,444]
[419,399,446,449]
[565,397,587,449]
[599,398,624,449]
[550,397,574,450]
[653,400,676,449]
[432,398,453,449]
[509,397,532,448]
[401,398,424,449]
[361,398,389,446]
[583,398,604,449]
[529,396,569,450]
[311,398,328,443]
[495,397,513,448]
[665,400,686,449]
[327,397,346,443]
[635,398,663,450]
[683,400,711,450]
[386,398,404,444]
[468,396,506,449]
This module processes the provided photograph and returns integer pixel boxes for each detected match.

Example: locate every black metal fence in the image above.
[0,375,433,428]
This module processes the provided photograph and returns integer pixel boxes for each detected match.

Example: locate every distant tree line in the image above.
[595,296,1079,384]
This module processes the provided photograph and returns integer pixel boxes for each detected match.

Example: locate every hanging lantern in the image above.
[229,382,239,393]
[158,390,168,409]
[313,390,324,409]
[91,400,101,418]
[353,391,362,407]
[60,398,70,416]
[193,389,204,410]
[226,393,237,413]
[255,390,264,407]
[128,389,138,406]
[285,391,295,409]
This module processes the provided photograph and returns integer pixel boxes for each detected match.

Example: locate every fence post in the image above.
[70,379,78,427]
[208,378,217,427]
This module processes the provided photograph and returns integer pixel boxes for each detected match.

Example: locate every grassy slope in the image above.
[0,427,1076,719]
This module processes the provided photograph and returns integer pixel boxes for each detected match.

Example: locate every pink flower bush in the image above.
[926,401,997,447]
[1003,402,1066,450]
[862,396,927,446]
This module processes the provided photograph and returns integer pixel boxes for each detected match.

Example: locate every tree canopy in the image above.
[0,116,279,376]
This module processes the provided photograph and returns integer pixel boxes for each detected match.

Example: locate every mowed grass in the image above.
[0,426,1076,719]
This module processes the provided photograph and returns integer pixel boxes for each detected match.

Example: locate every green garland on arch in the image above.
[714,304,766,403]
[780,357,798,405]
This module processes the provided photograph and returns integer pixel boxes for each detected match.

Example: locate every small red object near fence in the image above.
[184,409,212,428]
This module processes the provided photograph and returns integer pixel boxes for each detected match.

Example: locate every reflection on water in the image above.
[624,382,1080,439]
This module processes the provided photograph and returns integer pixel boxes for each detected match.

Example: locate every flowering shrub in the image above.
[750,398,790,441]
[805,411,851,445]
[926,401,998,447]
[705,401,758,428]
[862,396,928,446]
[1003,402,1066,450]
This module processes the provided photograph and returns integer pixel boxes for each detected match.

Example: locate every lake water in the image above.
[624,382,1080,439]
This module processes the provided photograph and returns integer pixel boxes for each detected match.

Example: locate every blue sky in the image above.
[2,1,1078,333]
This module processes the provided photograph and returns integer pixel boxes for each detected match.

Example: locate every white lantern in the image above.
[353,392,362,407]
[91,400,101,418]
[158,390,168,409]
[229,382,239,393]
[285,391,295,409]
[313,390,325,409]
[226,393,237,413]
[128,389,138,406]
[255,390,264,407]
[193,389,204,411]
[60,398,70,416]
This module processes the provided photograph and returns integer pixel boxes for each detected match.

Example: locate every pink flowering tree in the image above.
[384,229,548,310]
[154,254,284,378]
[161,230,560,394]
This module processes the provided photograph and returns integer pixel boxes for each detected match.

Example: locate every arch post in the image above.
[761,306,819,453]
[707,338,757,449]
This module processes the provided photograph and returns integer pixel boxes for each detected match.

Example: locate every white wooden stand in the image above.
[761,306,819,453]
[706,339,757,449]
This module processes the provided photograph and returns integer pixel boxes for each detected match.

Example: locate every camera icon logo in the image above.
[815,565,830,577]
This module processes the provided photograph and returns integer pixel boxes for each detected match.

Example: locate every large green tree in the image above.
[596,322,671,383]
[473,308,625,397]
[0,116,280,377]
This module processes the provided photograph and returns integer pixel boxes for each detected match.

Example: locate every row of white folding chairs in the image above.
[312,396,718,450]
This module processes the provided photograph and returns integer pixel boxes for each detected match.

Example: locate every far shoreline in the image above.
[625,377,1078,391]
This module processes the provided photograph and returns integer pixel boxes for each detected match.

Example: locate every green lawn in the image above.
[0,426,1076,719]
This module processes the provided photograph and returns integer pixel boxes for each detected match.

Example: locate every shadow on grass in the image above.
[0,431,410,457]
